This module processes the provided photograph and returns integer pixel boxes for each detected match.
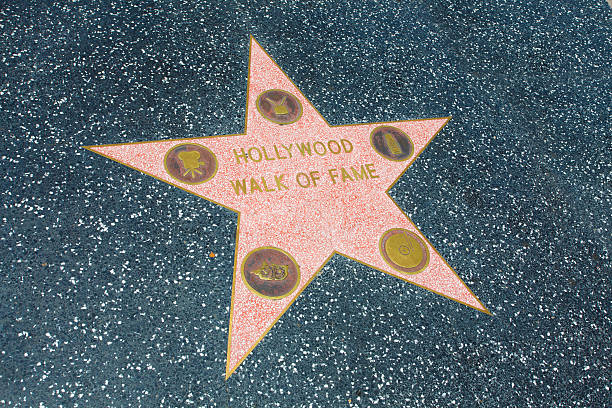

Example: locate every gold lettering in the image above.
[341,167,354,182]
[273,145,287,160]
[275,174,288,190]
[328,168,339,184]
[351,165,368,180]
[281,143,293,158]
[230,179,248,195]
[296,172,311,188]
[310,171,321,187]
[328,140,342,154]
[232,175,288,195]
[365,163,379,179]
[262,147,275,161]
[233,148,248,164]
[296,142,312,156]
[250,177,263,193]
[248,147,263,162]
[313,141,327,156]
[261,176,275,192]
[340,139,353,153]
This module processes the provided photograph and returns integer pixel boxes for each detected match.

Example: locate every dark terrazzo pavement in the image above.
[1,0,610,406]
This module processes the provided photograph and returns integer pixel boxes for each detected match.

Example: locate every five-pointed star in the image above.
[85,36,489,379]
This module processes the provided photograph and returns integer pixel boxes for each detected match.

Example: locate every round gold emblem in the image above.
[370,126,414,161]
[256,89,303,125]
[380,229,429,274]
[241,247,300,300]
[164,143,218,184]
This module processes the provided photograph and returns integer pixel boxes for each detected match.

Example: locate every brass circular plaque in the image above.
[380,229,429,274]
[256,89,303,125]
[242,247,300,300]
[370,126,414,161]
[164,143,218,185]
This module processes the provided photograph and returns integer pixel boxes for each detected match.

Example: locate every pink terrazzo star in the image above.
[85,36,489,379]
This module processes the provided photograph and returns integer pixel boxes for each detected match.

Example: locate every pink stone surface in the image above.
[86,36,488,379]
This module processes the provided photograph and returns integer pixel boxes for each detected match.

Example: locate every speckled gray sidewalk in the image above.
[0,1,610,407]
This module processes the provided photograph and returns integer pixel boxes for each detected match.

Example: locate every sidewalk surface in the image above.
[0,1,610,406]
